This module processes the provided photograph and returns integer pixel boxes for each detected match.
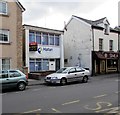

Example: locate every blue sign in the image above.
[38,47,53,54]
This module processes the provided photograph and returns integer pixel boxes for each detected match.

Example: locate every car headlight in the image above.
[51,77,58,79]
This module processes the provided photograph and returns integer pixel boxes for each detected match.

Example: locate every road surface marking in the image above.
[93,94,107,99]
[51,108,61,113]
[33,89,41,91]
[84,102,112,111]
[23,109,41,113]
[62,100,80,106]
[115,79,120,82]
[115,91,120,94]
[95,106,119,113]
[48,87,56,89]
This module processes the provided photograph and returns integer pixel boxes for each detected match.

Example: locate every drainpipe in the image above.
[92,26,95,76]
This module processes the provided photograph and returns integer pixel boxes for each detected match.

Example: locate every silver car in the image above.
[0,70,28,91]
[45,67,90,85]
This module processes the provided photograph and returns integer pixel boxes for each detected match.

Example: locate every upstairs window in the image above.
[104,24,109,35]
[109,40,113,51]
[0,30,9,43]
[0,1,7,15]
[99,38,103,51]
[55,35,59,46]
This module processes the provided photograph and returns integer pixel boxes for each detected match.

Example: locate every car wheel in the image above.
[60,78,67,85]
[17,82,26,91]
[82,76,88,83]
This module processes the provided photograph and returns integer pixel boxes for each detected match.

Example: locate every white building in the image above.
[23,25,64,73]
[64,15,119,75]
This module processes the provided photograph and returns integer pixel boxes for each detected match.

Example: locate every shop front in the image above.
[92,51,119,75]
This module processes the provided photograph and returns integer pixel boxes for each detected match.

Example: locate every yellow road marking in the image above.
[93,94,107,99]
[23,109,41,113]
[62,100,80,106]
[51,108,61,113]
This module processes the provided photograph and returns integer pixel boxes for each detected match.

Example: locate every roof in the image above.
[72,15,118,33]
[14,0,25,12]
[23,24,64,34]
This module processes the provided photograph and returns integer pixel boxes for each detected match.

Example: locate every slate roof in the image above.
[72,15,118,32]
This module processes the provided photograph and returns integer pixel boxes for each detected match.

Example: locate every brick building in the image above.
[0,0,25,71]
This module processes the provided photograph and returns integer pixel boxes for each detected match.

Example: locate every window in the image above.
[69,68,76,73]
[29,31,35,43]
[29,59,35,72]
[36,59,41,71]
[104,24,109,35]
[9,71,21,77]
[42,59,49,70]
[55,35,59,46]
[42,33,48,45]
[2,59,10,70]
[99,38,103,51]
[36,32,41,44]
[0,1,7,15]
[107,60,117,68]
[109,40,113,51]
[0,30,9,43]
[49,34,54,45]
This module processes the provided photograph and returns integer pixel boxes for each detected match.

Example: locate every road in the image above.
[1,74,120,114]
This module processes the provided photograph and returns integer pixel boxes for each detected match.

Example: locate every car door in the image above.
[76,67,85,80]
[8,70,22,87]
[1,70,10,89]
[67,68,77,82]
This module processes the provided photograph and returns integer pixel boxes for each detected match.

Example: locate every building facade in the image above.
[0,0,25,71]
[64,15,119,75]
[23,25,64,73]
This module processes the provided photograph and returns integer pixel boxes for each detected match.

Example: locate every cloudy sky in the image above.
[19,0,119,30]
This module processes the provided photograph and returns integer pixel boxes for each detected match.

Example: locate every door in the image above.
[1,70,10,89]
[100,60,105,73]
[67,68,77,82]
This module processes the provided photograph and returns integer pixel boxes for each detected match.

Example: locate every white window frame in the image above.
[0,1,7,15]
[2,58,10,70]
[0,29,10,43]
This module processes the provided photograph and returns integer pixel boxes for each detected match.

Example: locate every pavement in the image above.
[28,73,120,86]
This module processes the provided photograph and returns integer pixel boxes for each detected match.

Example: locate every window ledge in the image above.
[0,13,9,17]
[0,42,12,45]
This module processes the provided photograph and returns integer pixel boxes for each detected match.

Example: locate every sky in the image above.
[19,0,119,30]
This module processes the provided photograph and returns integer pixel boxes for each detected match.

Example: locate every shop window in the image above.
[42,59,49,70]
[36,59,41,71]
[107,60,117,68]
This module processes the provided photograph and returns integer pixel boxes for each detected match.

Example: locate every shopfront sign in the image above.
[94,51,119,59]
[38,47,53,54]
[103,52,118,58]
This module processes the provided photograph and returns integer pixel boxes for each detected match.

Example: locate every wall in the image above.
[64,18,93,73]
[94,29,118,52]
[0,0,23,70]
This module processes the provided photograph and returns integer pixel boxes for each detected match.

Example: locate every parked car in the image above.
[44,67,90,85]
[0,70,28,91]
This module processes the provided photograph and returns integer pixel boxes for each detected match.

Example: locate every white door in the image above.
[49,61,55,71]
